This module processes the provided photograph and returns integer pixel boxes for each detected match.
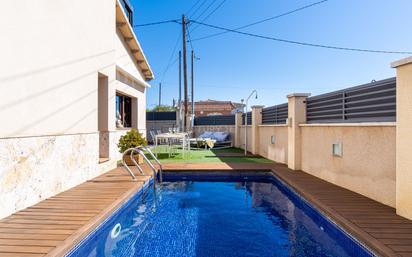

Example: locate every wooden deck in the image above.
[0,167,151,257]
[0,162,411,256]
[270,164,412,257]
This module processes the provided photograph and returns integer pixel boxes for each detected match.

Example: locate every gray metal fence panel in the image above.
[261,103,288,124]
[306,77,396,123]
[146,111,176,121]
[194,115,235,125]
[242,112,252,125]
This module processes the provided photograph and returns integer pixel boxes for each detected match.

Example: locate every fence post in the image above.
[391,56,412,220]
[287,93,310,170]
[251,105,264,155]
[175,109,180,130]
[234,112,243,148]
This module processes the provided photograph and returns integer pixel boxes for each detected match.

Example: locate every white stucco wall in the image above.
[114,27,147,135]
[0,0,151,218]
[0,0,116,137]
[0,1,148,138]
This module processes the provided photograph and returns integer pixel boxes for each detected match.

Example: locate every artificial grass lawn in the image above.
[148,147,274,164]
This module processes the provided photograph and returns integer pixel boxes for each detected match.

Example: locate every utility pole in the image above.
[191,50,195,129]
[182,15,188,132]
[178,50,182,131]
[158,82,162,107]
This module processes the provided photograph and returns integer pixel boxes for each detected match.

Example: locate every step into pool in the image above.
[67,171,375,257]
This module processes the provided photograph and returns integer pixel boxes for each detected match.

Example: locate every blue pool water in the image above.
[67,172,374,257]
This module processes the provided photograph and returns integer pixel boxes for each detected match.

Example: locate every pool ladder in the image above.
[122,146,163,184]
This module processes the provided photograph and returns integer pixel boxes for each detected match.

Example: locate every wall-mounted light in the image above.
[271,135,276,144]
[332,143,343,157]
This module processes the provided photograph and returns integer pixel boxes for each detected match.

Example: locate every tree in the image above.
[147,105,176,112]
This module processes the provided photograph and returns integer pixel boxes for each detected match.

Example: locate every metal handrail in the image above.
[122,146,163,185]
[121,147,144,181]
[131,147,162,185]
[140,146,163,183]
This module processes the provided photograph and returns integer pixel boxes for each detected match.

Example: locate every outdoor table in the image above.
[154,132,189,157]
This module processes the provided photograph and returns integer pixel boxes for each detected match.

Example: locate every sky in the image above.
[130,0,412,109]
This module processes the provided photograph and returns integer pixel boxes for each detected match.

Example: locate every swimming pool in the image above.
[67,171,375,257]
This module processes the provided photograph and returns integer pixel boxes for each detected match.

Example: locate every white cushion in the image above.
[199,131,213,139]
[211,132,229,142]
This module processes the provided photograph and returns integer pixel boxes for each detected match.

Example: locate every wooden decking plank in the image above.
[0,228,75,235]
[371,233,412,239]
[3,218,86,225]
[0,253,44,257]
[0,245,53,254]
[0,234,67,240]
[388,245,412,252]
[357,223,412,229]
[0,223,82,230]
[0,239,61,246]
[16,211,95,217]
[380,238,412,245]
[364,227,412,233]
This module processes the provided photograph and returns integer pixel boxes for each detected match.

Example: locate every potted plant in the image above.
[118,128,147,165]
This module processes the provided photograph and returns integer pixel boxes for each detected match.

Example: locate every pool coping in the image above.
[268,166,400,257]
[45,178,152,257]
[0,163,408,257]
[63,179,154,257]
[269,171,377,257]
[66,170,376,257]
[162,164,402,257]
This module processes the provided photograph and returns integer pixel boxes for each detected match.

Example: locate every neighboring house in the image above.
[0,0,153,219]
[187,100,245,116]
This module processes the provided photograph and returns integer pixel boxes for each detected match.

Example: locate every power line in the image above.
[160,32,182,83]
[187,27,195,51]
[190,20,412,54]
[186,0,203,16]
[190,0,227,34]
[191,0,218,21]
[161,82,322,91]
[133,19,179,27]
[199,0,227,23]
[189,0,208,20]
[191,0,329,41]
[161,56,180,83]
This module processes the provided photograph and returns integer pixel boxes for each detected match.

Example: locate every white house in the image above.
[0,0,153,219]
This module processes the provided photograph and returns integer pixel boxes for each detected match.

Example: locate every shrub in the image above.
[118,128,147,153]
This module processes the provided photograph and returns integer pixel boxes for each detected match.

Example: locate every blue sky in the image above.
[131,0,411,109]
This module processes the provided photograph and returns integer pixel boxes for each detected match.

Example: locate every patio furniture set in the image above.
[149,129,232,158]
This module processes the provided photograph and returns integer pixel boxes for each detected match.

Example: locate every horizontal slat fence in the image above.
[194,115,235,125]
[306,77,396,123]
[262,103,288,124]
[242,112,252,125]
[146,111,176,121]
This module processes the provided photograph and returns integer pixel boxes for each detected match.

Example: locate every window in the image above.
[116,94,132,128]
[120,0,133,26]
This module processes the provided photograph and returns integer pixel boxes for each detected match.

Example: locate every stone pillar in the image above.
[287,93,310,170]
[234,112,243,148]
[251,105,264,155]
[391,56,412,220]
